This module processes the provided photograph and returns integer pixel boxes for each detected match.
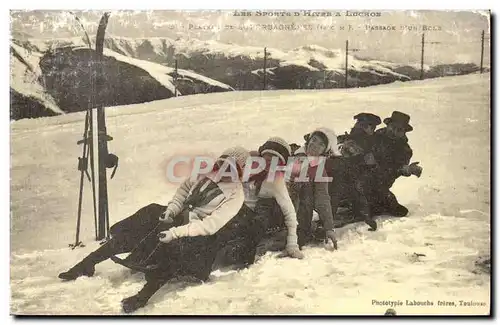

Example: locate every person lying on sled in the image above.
[214,137,305,269]
[368,111,423,217]
[329,113,382,231]
[288,127,341,249]
[249,137,304,259]
[58,146,250,313]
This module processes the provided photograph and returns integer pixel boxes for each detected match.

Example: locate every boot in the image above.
[371,191,408,218]
[385,191,409,217]
[58,237,124,281]
[312,222,326,242]
[364,218,377,231]
[122,294,149,314]
[360,205,377,231]
[391,204,409,217]
[122,277,165,313]
[58,261,95,281]
[353,191,377,231]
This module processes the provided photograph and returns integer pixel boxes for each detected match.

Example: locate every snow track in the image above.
[10,73,490,315]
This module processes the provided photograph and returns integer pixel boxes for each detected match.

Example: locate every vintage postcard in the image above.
[10,9,491,315]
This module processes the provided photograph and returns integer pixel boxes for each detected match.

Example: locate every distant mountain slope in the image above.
[10,43,63,119]
[10,39,234,120]
[15,36,482,91]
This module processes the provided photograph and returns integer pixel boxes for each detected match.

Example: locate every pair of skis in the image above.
[71,13,118,249]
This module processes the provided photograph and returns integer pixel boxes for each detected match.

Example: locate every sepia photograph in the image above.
[9,8,491,315]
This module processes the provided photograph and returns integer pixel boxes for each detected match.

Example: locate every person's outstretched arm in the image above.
[162,185,244,240]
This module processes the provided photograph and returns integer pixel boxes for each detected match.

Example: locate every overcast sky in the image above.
[10,10,490,65]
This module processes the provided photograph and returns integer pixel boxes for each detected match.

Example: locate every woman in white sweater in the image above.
[252,137,303,258]
[58,146,251,313]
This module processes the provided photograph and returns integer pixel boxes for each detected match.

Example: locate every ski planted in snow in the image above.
[95,12,119,241]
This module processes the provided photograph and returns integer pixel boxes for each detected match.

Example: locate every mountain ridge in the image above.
[10,35,485,120]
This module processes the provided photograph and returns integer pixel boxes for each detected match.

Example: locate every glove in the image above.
[363,152,377,166]
[401,162,422,177]
[325,230,338,250]
[158,230,175,244]
[278,246,305,259]
[399,165,412,177]
[341,140,364,157]
[159,209,175,223]
[409,162,422,178]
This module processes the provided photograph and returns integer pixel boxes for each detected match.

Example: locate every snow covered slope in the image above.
[102,47,234,94]
[10,74,490,315]
[10,40,234,119]
[10,43,64,119]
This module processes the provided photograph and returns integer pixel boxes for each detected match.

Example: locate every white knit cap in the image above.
[259,136,292,164]
[217,146,251,170]
[311,127,342,156]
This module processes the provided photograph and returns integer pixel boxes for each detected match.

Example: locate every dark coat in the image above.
[325,155,372,226]
[337,127,378,168]
[348,127,376,154]
[371,128,413,189]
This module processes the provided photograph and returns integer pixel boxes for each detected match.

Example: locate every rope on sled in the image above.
[109,223,163,272]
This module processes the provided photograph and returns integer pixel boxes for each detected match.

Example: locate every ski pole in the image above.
[73,110,91,249]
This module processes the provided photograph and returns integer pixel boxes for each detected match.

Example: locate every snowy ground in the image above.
[10,73,490,315]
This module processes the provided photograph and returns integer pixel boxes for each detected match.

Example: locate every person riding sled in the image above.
[330,113,382,230]
[214,137,305,268]
[338,112,381,163]
[288,127,341,249]
[369,111,423,217]
[58,146,251,313]
[223,137,304,266]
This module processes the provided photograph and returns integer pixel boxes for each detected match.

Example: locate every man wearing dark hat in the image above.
[368,111,422,217]
[328,113,382,231]
[340,112,382,161]
[352,112,382,135]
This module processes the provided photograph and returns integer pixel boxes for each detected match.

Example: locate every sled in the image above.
[108,180,227,274]
[109,203,402,273]
[109,254,159,273]
[332,206,366,228]
[108,223,165,273]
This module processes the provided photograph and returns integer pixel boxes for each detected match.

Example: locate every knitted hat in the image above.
[307,127,342,157]
[216,146,251,172]
[258,137,291,164]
